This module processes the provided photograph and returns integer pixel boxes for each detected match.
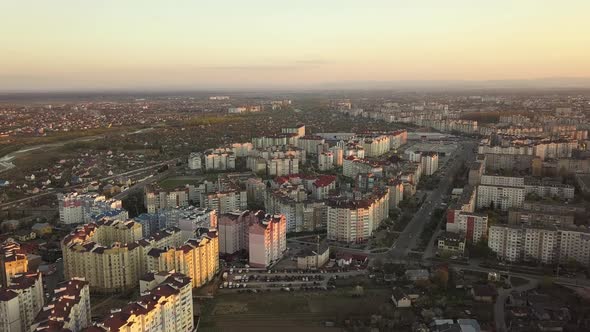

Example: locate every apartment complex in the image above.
[144,186,190,214]
[93,272,193,332]
[326,190,390,243]
[58,193,123,225]
[249,214,287,268]
[489,224,590,266]
[31,278,91,332]
[218,211,254,255]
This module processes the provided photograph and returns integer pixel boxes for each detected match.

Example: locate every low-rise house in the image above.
[405,269,430,281]
[471,284,497,303]
[391,288,412,308]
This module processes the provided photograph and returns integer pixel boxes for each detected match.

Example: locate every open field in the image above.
[198,288,393,331]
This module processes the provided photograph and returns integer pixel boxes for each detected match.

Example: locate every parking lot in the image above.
[219,267,367,293]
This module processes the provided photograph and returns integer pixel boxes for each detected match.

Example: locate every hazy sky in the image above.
[1,0,589,91]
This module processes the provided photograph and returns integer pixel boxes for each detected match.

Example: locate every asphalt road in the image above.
[387,140,477,260]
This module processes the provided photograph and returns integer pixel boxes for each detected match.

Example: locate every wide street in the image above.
[386,140,477,260]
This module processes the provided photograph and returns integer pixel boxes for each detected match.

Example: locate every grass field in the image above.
[198,288,393,331]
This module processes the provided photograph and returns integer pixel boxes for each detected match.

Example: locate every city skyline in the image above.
[2,0,590,91]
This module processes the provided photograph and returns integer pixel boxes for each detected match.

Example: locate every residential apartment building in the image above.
[146,230,219,288]
[281,124,306,138]
[252,133,299,149]
[508,208,575,226]
[0,272,44,332]
[218,211,257,254]
[266,157,299,177]
[420,152,439,176]
[387,179,404,208]
[58,193,123,225]
[31,278,91,332]
[446,212,488,243]
[187,152,202,170]
[200,190,247,214]
[489,224,590,266]
[329,146,344,166]
[93,272,193,332]
[249,214,287,268]
[476,184,525,211]
[524,178,575,200]
[318,152,334,171]
[326,190,390,243]
[204,149,236,171]
[0,240,28,287]
[144,186,190,214]
[298,135,325,155]
[355,135,391,157]
[343,156,383,178]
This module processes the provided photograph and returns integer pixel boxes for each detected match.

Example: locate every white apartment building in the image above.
[249,214,287,268]
[420,152,439,176]
[0,288,21,332]
[318,152,334,171]
[281,124,306,138]
[200,190,247,214]
[187,152,202,170]
[343,156,383,178]
[0,272,44,332]
[445,212,488,243]
[387,180,404,208]
[337,141,366,157]
[524,179,575,200]
[298,135,325,155]
[476,185,525,211]
[94,272,194,332]
[329,146,344,166]
[31,278,91,332]
[357,135,391,157]
[146,231,219,289]
[252,133,299,149]
[58,193,123,225]
[267,157,299,176]
[204,149,236,171]
[327,191,389,243]
[480,175,525,187]
[489,224,590,266]
[145,186,190,213]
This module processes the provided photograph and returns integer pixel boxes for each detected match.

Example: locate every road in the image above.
[386,140,477,260]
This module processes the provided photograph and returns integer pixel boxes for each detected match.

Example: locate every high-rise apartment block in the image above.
[144,186,190,214]
[31,278,91,332]
[248,214,287,267]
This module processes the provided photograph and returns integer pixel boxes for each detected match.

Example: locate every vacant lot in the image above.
[198,288,393,331]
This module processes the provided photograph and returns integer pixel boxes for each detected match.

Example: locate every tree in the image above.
[540,275,554,289]
[433,269,449,289]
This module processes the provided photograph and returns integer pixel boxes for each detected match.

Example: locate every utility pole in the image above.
[316,234,321,269]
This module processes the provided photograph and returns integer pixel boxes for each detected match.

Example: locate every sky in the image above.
[1,0,590,91]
